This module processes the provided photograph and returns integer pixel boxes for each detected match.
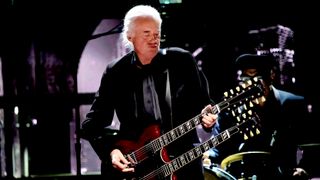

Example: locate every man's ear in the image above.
[127,31,133,42]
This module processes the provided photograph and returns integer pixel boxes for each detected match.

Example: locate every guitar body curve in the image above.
[115,124,162,155]
[110,124,177,180]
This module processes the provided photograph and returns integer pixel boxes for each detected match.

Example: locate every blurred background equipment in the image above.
[248,25,296,92]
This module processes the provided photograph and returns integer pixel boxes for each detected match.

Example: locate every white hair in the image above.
[121,5,162,50]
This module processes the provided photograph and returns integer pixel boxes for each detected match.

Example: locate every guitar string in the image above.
[132,87,261,164]
[139,111,256,179]
[130,79,262,165]
[131,111,206,162]
[135,93,260,167]
[140,125,238,180]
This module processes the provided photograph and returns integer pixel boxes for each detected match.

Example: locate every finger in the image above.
[202,115,217,128]
[119,155,131,165]
[202,118,211,128]
[202,104,212,113]
[209,113,218,120]
[112,160,129,170]
[111,155,127,169]
[122,167,135,173]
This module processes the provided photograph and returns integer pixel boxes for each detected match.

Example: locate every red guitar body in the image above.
[114,124,178,180]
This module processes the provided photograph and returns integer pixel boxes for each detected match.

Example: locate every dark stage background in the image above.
[0,0,319,179]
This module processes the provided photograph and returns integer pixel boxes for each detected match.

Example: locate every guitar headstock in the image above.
[222,76,264,113]
[234,110,261,141]
[224,76,263,97]
[228,96,265,117]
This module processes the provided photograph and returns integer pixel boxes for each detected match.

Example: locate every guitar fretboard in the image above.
[128,105,220,163]
[139,124,240,180]
[127,77,262,164]
[164,126,238,177]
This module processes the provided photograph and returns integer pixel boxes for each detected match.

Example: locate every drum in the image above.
[220,151,277,180]
[204,166,237,180]
[298,143,320,178]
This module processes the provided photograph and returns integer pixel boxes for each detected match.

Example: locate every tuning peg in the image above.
[236,86,240,92]
[224,91,228,97]
[249,101,254,107]
[241,113,247,119]
[253,76,260,82]
[231,110,236,117]
[255,128,260,135]
[230,89,234,95]
[243,133,248,140]
[242,104,248,110]
[241,83,246,89]
[250,130,254,137]
[236,107,241,113]
[236,116,241,122]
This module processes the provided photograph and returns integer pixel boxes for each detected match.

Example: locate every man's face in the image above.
[129,17,161,58]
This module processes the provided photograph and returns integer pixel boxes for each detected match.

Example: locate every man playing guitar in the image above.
[80,5,216,180]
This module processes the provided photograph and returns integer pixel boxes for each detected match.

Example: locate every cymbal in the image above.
[221,151,271,170]
[298,143,320,147]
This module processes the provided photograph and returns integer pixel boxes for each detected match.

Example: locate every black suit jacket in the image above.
[80,47,211,179]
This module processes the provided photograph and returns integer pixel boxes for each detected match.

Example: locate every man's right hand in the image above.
[110,149,135,172]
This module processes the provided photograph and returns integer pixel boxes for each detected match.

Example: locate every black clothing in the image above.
[80,47,211,179]
[209,86,308,179]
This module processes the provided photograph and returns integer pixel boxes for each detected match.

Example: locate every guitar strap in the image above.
[161,48,174,130]
[165,69,173,130]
